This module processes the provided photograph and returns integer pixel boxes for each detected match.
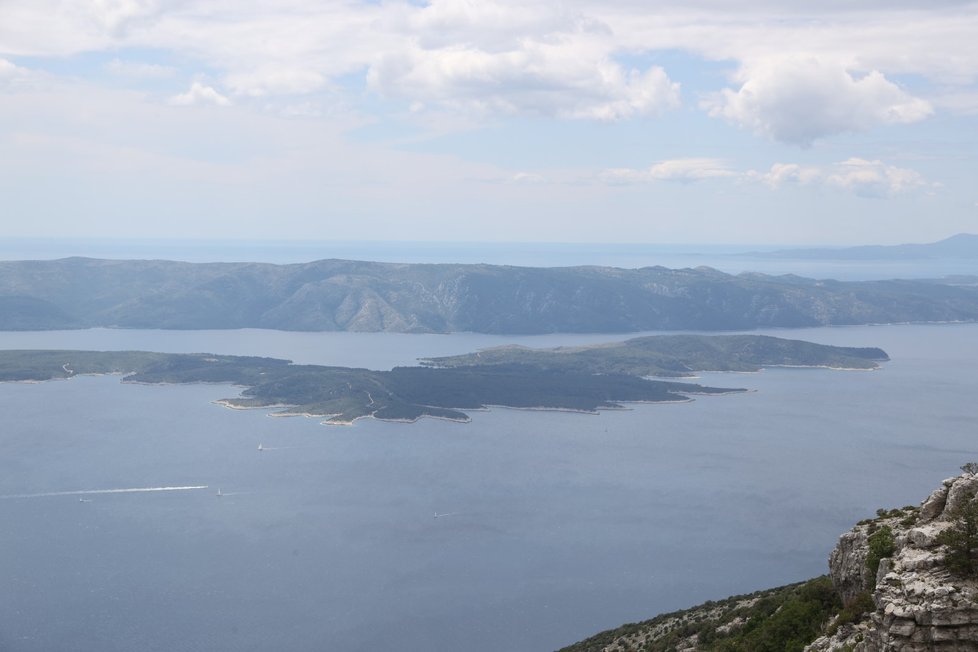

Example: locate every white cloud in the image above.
[79,0,162,35]
[648,158,736,181]
[0,57,39,92]
[511,172,547,184]
[362,0,681,119]
[600,168,645,185]
[825,158,927,196]
[748,158,927,196]
[0,1,974,130]
[749,162,822,188]
[0,57,24,79]
[279,101,323,118]
[105,58,175,79]
[604,156,929,197]
[703,57,933,145]
[601,158,735,184]
[0,1,685,121]
[168,82,231,107]
[0,1,163,56]
[225,67,326,97]
[598,2,978,86]
[367,36,679,120]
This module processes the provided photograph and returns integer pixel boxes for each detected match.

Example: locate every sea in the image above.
[1,242,977,652]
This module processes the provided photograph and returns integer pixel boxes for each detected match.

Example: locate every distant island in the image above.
[422,334,888,376]
[749,233,978,261]
[1,257,978,333]
[0,335,888,425]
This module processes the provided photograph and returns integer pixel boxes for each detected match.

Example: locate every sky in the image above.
[1,0,977,246]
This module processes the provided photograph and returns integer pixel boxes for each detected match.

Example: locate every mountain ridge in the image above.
[2,257,978,333]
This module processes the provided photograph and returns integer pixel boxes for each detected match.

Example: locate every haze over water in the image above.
[3,239,977,281]
[5,1,978,648]
[1,322,976,652]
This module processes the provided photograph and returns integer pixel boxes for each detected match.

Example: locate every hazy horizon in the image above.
[3,4,978,651]
[2,2,977,246]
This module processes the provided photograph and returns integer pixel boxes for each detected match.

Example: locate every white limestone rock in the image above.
[806,472,978,652]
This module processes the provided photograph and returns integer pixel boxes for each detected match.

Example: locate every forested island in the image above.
[1,257,977,333]
[0,335,887,425]
[422,334,887,376]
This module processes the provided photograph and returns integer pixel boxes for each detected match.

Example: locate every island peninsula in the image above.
[0,334,888,425]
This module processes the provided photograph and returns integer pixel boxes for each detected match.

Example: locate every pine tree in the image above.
[937,497,978,578]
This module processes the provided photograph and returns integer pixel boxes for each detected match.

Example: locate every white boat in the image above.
[216,488,223,497]
[257,443,263,452]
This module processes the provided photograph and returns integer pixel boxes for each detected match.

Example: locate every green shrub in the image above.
[831,591,875,633]
[937,497,978,578]
[866,526,895,579]
[710,577,840,652]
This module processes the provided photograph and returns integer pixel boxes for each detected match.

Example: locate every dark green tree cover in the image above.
[937,495,978,578]
[831,591,875,633]
[0,335,878,424]
[708,578,839,652]
[424,334,888,377]
[0,349,744,424]
[866,525,895,579]
[557,577,840,652]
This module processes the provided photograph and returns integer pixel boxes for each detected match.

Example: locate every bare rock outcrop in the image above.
[807,472,978,652]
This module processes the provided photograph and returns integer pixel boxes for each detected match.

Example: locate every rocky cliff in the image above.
[559,470,978,652]
[808,472,978,652]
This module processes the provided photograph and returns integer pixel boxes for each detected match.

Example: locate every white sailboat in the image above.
[257,443,263,452]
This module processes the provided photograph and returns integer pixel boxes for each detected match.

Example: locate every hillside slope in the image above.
[559,469,978,652]
[2,258,978,333]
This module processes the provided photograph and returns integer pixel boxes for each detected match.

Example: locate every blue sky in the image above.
[1,1,977,245]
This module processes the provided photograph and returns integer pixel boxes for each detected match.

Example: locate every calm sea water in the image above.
[1,323,977,652]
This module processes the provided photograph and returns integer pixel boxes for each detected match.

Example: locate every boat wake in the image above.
[433,511,461,519]
[216,489,252,497]
[0,485,209,500]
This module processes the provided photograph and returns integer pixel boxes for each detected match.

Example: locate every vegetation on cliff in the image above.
[936,489,978,578]
[561,466,978,652]
[556,578,840,652]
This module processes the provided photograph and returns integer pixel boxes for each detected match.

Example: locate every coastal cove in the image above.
[0,323,976,651]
